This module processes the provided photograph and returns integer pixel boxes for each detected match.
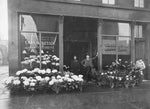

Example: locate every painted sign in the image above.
[102,38,130,55]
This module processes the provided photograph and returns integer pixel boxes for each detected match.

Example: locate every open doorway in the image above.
[63,16,98,69]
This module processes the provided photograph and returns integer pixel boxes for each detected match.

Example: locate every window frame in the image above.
[19,13,59,69]
[102,0,115,5]
[134,0,144,8]
[134,24,143,38]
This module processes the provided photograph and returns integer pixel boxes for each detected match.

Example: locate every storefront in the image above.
[8,0,150,79]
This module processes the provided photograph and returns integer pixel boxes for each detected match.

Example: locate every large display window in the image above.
[19,14,59,70]
[102,21,131,69]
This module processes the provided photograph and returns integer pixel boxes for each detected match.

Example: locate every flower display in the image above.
[5,68,84,94]
[21,54,60,70]
[96,59,145,88]
[5,57,145,94]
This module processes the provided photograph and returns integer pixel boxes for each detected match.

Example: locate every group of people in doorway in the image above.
[70,53,98,82]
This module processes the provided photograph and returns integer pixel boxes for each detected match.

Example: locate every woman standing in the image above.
[70,56,80,75]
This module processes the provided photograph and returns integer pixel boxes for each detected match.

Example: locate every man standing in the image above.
[81,54,97,82]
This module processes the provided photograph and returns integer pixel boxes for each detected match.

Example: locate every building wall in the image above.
[8,0,150,78]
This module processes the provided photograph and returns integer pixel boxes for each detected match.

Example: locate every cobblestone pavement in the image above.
[0,66,150,109]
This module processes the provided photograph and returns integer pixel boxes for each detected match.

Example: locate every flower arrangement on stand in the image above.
[4,68,84,94]
[96,59,145,88]
[21,54,60,70]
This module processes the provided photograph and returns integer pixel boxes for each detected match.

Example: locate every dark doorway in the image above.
[63,16,97,68]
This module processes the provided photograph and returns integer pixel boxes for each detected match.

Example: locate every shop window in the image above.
[102,22,131,68]
[102,0,115,5]
[19,14,59,69]
[134,25,143,38]
[134,0,144,8]
[102,22,130,36]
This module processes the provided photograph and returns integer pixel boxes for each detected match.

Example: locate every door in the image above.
[135,39,146,78]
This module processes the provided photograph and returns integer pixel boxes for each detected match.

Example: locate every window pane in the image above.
[102,22,118,35]
[134,0,139,7]
[21,32,40,57]
[118,37,130,55]
[20,32,40,69]
[134,25,143,38]
[20,15,37,32]
[102,0,108,4]
[140,0,144,7]
[20,14,59,32]
[134,25,138,38]
[41,33,59,56]
[118,23,130,36]
[109,0,115,4]
[102,36,116,54]
[139,25,143,38]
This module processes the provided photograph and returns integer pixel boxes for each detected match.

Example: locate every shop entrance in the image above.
[135,39,146,79]
[64,41,89,66]
[63,17,97,68]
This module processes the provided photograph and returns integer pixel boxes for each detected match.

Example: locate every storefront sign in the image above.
[102,39,130,55]
[41,34,57,50]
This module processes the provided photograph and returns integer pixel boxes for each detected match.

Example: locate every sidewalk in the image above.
[0,66,150,109]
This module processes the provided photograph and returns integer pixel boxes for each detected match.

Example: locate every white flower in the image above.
[126,77,129,80]
[46,69,51,74]
[56,63,60,66]
[78,78,83,82]
[16,71,22,76]
[27,71,32,74]
[42,61,47,65]
[30,82,36,87]
[41,70,46,74]
[78,75,83,78]
[111,76,114,79]
[67,78,74,82]
[21,76,28,80]
[22,50,27,54]
[45,77,50,81]
[65,74,69,78]
[51,76,56,79]
[36,76,42,81]
[23,80,30,86]
[119,77,122,81]
[13,80,21,85]
[57,75,61,79]
[58,79,63,83]
[4,76,14,85]
[22,69,28,73]
[33,68,40,72]
[52,62,56,65]
[52,78,57,83]
[49,80,54,85]
[71,75,78,80]
[110,72,113,75]
[52,69,58,73]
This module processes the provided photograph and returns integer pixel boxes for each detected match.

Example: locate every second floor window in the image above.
[102,0,115,5]
[134,0,144,8]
